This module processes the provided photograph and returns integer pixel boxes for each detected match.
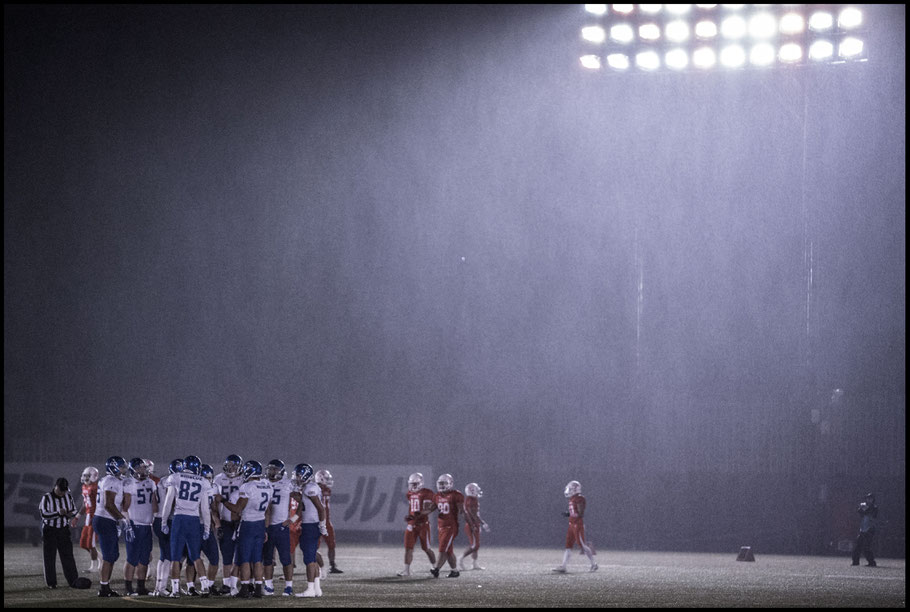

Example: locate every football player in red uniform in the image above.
[397,473,437,577]
[412,473,476,578]
[458,482,490,571]
[315,470,343,574]
[75,466,100,572]
[553,480,597,573]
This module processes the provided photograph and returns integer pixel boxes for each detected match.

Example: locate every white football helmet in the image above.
[144,459,155,476]
[408,472,424,492]
[464,482,483,498]
[436,473,454,493]
[564,480,582,498]
[315,469,334,488]
[81,466,99,485]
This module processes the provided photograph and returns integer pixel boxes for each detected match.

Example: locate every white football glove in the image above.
[481,521,491,533]
[161,522,169,535]
[318,520,328,537]
[202,529,210,541]
[124,522,135,543]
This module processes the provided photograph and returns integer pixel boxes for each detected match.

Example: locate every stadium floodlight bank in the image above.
[578,4,868,73]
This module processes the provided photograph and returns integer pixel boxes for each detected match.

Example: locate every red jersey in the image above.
[464,495,479,516]
[81,483,98,517]
[434,490,464,528]
[319,483,332,523]
[568,494,585,524]
[406,488,435,525]
[289,494,301,533]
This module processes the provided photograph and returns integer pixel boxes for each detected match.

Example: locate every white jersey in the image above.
[166,472,209,517]
[201,480,218,524]
[267,477,298,526]
[213,472,244,522]
[238,479,274,522]
[299,482,323,524]
[123,477,156,526]
[154,477,172,519]
[93,474,124,521]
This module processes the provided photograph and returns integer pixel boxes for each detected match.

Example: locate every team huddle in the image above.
[74,455,339,599]
[73,456,593,599]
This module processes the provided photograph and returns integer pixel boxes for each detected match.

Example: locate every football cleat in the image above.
[263,584,275,596]
[590,563,599,572]
[430,567,440,578]
[329,566,343,574]
[464,482,483,498]
[397,568,411,577]
[564,480,582,498]
[472,563,486,570]
[552,566,567,573]
[295,588,317,598]
[185,586,198,596]
[282,586,294,596]
[81,466,99,484]
[223,454,243,477]
[407,472,424,492]
[315,469,334,488]
[447,570,460,578]
[105,456,127,479]
[98,587,122,597]
[436,473,454,493]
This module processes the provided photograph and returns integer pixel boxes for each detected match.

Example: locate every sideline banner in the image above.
[4,463,432,531]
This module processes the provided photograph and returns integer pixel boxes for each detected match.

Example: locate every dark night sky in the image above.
[4,5,905,549]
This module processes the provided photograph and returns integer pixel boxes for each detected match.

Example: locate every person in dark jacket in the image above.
[851,493,879,566]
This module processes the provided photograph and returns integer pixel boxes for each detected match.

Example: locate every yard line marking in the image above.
[122,596,211,608]
[823,574,904,581]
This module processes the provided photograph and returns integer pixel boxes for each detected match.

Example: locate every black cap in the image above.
[55,477,69,492]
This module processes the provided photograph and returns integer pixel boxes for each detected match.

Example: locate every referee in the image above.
[39,477,81,589]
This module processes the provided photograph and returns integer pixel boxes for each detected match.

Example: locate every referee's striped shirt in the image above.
[39,490,76,528]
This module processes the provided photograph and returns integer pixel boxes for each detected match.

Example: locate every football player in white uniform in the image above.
[93,456,130,597]
[183,464,222,596]
[212,454,244,595]
[122,458,158,595]
[220,460,273,598]
[262,460,297,596]
[159,455,212,597]
[152,459,182,596]
[291,463,328,598]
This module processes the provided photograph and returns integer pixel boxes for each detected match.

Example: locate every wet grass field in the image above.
[4,543,904,607]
